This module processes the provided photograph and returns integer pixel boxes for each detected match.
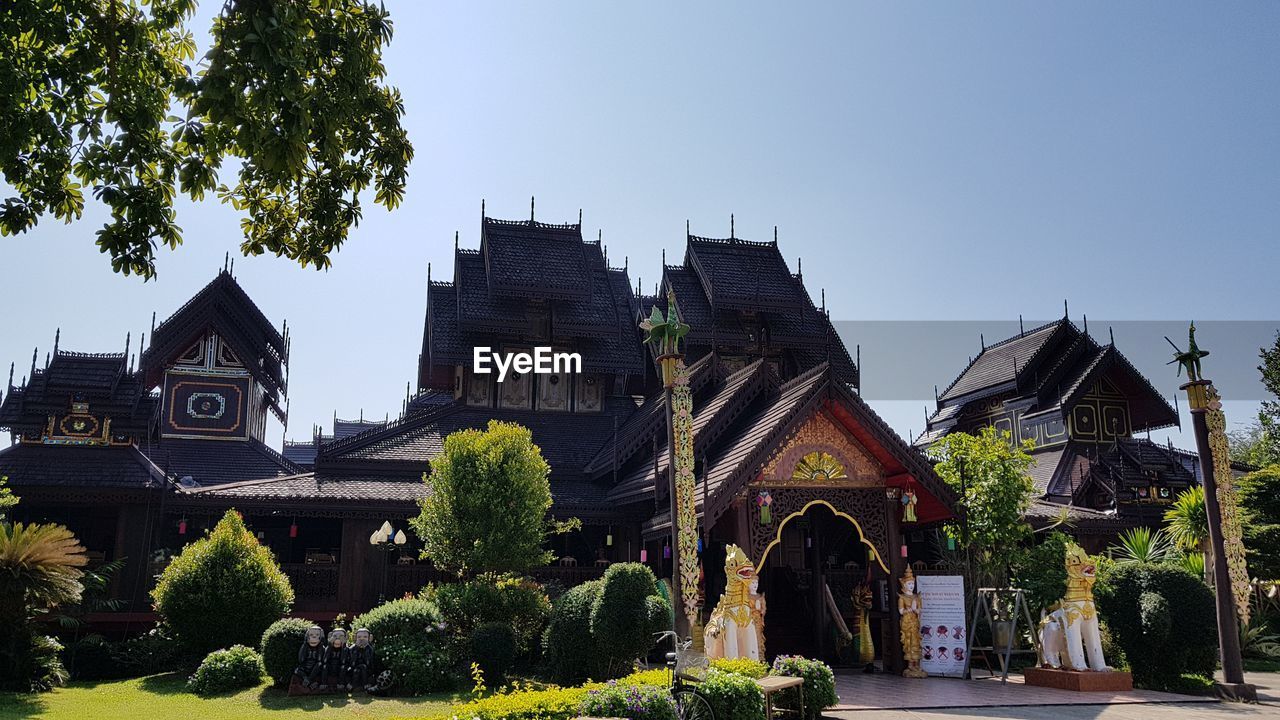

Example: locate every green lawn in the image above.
[0,674,457,720]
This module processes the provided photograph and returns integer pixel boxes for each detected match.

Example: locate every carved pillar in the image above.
[884,489,905,673]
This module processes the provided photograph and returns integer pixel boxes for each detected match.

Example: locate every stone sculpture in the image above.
[1038,543,1110,672]
[899,567,926,678]
[295,625,325,689]
[704,544,762,661]
[347,628,377,692]
[320,628,349,690]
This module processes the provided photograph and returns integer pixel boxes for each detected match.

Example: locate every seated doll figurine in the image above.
[295,625,325,689]
[320,628,349,691]
[346,628,377,692]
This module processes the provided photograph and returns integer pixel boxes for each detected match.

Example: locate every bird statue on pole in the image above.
[1166,321,1210,381]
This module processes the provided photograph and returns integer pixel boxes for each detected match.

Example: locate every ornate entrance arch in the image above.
[748,489,890,573]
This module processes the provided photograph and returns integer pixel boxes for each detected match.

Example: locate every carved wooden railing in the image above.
[283,563,340,605]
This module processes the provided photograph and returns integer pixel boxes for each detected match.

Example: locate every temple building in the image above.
[1,209,961,668]
[916,318,1214,548]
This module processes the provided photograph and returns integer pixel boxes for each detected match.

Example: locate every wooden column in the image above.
[884,489,905,674]
[338,518,382,614]
[113,502,156,611]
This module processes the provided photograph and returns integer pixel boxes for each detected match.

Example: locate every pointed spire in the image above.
[30,347,37,379]
[124,331,131,360]
[53,328,60,356]
[1109,326,1115,345]
[1019,315,1024,337]
[139,333,145,359]
[44,352,49,369]
[454,231,459,252]
[934,385,939,403]
[129,353,135,373]
[797,256,802,278]
[229,257,234,275]
[7,362,14,391]
[1083,314,1088,336]
[662,248,666,266]
[1063,299,1069,318]
[820,288,826,313]
[481,197,486,219]
[624,255,628,271]
[686,219,690,236]
[578,208,583,225]
[980,333,985,351]
[150,311,156,342]
[730,213,735,239]
[427,262,432,284]
[530,196,535,222]
[224,251,229,272]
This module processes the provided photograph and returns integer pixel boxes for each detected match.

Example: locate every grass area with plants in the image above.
[0,673,456,720]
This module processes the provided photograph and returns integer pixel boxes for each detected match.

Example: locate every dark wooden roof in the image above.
[685,236,805,311]
[141,437,300,487]
[481,217,590,299]
[0,352,157,438]
[139,270,288,416]
[0,443,167,489]
[938,320,1067,403]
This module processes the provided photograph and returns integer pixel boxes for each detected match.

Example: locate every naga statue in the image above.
[852,583,875,670]
[704,544,763,661]
[1038,543,1110,672]
[899,567,927,678]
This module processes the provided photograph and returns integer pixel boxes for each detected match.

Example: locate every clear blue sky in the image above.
[2,2,1277,446]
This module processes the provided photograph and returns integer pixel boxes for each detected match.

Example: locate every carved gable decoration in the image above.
[757,412,883,487]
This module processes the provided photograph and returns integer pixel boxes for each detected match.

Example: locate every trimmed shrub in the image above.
[352,596,452,694]
[711,657,769,679]
[770,655,837,719]
[543,579,602,683]
[152,510,293,655]
[1095,562,1217,689]
[260,618,313,687]
[431,574,551,662]
[543,564,672,683]
[616,668,670,687]
[699,668,765,720]
[589,563,672,678]
[453,683,596,720]
[580,682,678,720]
[187,645,265,696]
[470,622,517,683]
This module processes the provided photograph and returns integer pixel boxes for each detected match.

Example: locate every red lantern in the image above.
[178,518,187,535]
[289,522,298,538]
[640,549,649,563]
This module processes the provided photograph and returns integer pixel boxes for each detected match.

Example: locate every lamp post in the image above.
[641,289,690,635]
[369,520,407,604]
[1167,324,1255,702]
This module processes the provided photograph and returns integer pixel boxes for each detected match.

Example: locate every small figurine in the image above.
[320,628,349,691]
[899,567,927,678]
[347,628,377,692]
[295,625,325,689]
[901,488,918,523]
[704,544,762,661]
[1038,543,1110,672]
[852,583,875,670]
[1165,321,1210,382]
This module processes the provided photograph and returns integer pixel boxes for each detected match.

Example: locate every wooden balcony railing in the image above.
[283,563,340,605]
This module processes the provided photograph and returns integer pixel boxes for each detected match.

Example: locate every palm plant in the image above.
[1176,551,1206,578]
[1110,527,1175,565]
[0,522,88,691]
[1164,486,1213,583]
[1240,616,1280,659]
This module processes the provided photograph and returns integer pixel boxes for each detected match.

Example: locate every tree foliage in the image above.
[0,0,411,279]
[151,509,293,654]
[0,522,88,692]
[0,476,16,521]
[929,427,1036,575]
[412,421,575,575]
[1239,465,1280,580]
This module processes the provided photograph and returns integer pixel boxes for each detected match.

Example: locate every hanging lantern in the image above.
[256,531,265,540]
[178,517,187,535]
[663,542,671,559]
[696,537,703,553]
[756,490,773,525]
[289,521,298,538]
[640,548,649,563]
[947,536,956,551]
[900,544,909,558]
[606,526,613,547]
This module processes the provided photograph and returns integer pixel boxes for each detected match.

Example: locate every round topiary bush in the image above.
[710,657,769,679]
[699,668,765,720]
[770,655,837,719]
[430,574,550,663]
[589,563,671,678]
[1095,562,1217,689]
[469,622,516,683]
[187,645,265,696]
[351,596,452,694]
[543,579,601,683]
[151,510,293,655]
[260,618,314,687]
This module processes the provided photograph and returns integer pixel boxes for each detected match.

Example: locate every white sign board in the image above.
[916,575,966,678]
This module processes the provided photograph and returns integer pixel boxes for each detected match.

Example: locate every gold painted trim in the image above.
[755,498,890,575]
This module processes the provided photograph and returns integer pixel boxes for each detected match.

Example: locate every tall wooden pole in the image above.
[664,382,684,637]
[1182,378,1255,701]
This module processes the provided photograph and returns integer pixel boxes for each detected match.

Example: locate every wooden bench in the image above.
[755,676,804,720]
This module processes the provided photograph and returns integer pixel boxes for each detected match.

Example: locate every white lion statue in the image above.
[1038,543,1110,672]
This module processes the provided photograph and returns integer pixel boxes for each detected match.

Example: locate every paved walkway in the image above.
[825,670,1280,718]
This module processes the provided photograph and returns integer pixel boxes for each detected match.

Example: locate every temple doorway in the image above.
[757,503,887,666]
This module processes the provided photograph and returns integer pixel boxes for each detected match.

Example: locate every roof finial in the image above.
[530,196,535,222]
[454,231,459,252]
[624,255,628,271]
[686,219,690,236]
[1109,326,1115,345]
[774,225,778,243]
[934,385,939,403]
[7,362,13,391]
[730,213,735,239]
[139,333,145,358]
[124,331,131,359]
[481,198,486,219]
[579,208,583,225]
[30,347,37,379]
[224,251,229,272]
[53,328,60,356]
[821,288,826,313]
[44,351,49,369]
[662,248,666,266]
[797,256,802,278]
[229,257,234,276]
[1019,315,1024,337]
[1063,298,1069,318]
[980,333,985,350]
[427,262,431,284]
[129,353,135,373]
[150,311,156,341]
[1083,314,1088,336]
